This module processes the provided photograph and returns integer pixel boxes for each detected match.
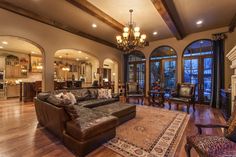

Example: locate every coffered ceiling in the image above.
[0,0,235,50]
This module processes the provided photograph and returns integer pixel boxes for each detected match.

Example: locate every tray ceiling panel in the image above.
[174,0,236,34]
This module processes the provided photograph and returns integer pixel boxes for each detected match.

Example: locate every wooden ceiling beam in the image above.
[66,0,124,32]
[229,13,236,32]
[0,1,118,49]
[151,0,184,40]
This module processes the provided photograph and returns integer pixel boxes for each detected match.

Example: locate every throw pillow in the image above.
[225,108,236,142]
[225,118,236,142]
[66,92,77,105]
[47,95,71,107]
[98,88,112,99]
[89,89,98,99]
[98,88,107,99]
[64,105,79,120]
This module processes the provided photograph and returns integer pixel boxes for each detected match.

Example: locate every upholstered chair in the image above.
[168,83,196,113]
[126,82,144,105]
[185,107,236,157]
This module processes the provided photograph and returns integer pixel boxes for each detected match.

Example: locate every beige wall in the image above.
[140,27,236,95]
[0,9,123,91]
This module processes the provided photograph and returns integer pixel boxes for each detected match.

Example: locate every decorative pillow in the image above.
[225,108,236,142]
[47,95,71,107]
[37,92,50,101]
[98,88,112,99]
[64,105,79,120]
[89,89,98,99]
[66,92,77,105]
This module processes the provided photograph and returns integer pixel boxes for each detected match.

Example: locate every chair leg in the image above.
[185,143,192,157]
[168,100,171,110]
[187,104,190,114]
[193,103,196,112]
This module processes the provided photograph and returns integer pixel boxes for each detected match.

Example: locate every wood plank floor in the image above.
[0,99,226,157]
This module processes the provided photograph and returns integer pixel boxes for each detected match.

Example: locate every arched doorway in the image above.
[150,46,177,91]
[0,36,44,100]
[127,50,146,92]
[103,58,119,93]
[54,49,99,89]
[182,39,213,104]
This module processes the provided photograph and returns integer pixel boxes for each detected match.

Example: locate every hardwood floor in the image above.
[0,99,226,157]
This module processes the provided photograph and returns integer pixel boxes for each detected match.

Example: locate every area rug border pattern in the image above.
[104,106,190,157]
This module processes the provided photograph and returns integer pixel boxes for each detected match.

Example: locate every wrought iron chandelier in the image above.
[116,9,147,52]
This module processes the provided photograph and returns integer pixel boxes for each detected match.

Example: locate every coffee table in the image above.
[93,102,136,125]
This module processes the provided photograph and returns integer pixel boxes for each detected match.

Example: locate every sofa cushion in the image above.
[187,135,236,156]
[37,92,51,101]
[65,106,117,140]
[78,98,118,108]
[94,102,136,118]
[169,97,192,103]
[47,95,71,107]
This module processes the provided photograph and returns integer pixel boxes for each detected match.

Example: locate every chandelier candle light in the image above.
[116,9,147,52]
[62,53,70,71]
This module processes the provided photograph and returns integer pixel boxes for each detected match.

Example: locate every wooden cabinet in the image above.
[6,84,20,98]
[220,89,231,120]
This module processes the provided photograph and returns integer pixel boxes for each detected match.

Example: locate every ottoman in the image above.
[93,102,136,125]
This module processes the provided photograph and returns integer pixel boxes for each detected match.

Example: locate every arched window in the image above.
[150,46,177,90]
[182,39,213,103]
[127,50,146,91]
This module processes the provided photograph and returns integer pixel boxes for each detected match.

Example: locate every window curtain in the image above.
[210,33,227,108]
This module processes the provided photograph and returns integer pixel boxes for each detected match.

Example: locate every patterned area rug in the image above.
[104,106,190,157]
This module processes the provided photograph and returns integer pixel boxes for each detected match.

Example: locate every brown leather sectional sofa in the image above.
[34,88,136,157]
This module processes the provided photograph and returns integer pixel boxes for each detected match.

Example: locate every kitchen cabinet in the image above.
[6,84,20,98]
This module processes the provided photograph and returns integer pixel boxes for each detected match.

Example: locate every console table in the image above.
[148,90,165,107]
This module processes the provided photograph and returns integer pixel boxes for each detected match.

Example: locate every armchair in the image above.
[185,107,236,157]
[126,82,144,105]
[168,83,196,113]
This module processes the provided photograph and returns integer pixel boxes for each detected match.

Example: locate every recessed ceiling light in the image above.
[78,51,82,54]
[59,56,62,58]
[153,31,158,35]
[200,40,204,44]
[85,57,88,59]
[2,41,8,45]
[0,46,3,49]
[196,20,203,25]
[92,24,97,28]
[31,51,36,54]
[76,58,80,61]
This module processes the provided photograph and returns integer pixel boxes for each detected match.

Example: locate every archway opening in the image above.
[127,50,146,92]
[150,46,177,91]
[54,49,99,89]
[103,58,119,93]
[182,39,213,103]
[0,36,44,100]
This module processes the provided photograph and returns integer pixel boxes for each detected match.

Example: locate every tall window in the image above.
[183,39,213,104]
[127,51,146,91]
[150,46,177,90]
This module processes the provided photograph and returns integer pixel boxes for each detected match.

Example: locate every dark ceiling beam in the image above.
[229,13,236,32]
[151,0,184,40]
[0,1,117,49]
[66,0,124,32]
